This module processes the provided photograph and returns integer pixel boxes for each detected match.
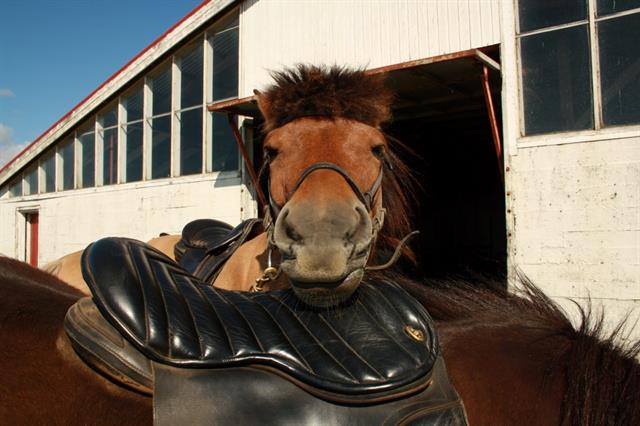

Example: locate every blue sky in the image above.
[0,0,204,168]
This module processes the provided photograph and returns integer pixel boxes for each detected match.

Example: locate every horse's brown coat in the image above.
[0,257,152,425]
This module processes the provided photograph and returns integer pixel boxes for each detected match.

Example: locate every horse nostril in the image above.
[285,223,303,242]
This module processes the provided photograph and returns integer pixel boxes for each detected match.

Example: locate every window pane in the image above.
[152,66,172,116]
[125,87,143,122]
[211,112,238,171]
[599,13,640,126]
[80,132,95,188]
[520,26,593,135]
[212,27,239,101]
[103,127,118,185]
[181,44,203,109]
[518,0,587,33]
[597,0,640,15]
[60,140,74,190]
[24,167,38,195]
[125,122,143,182]
[42,151,55,193]
[9,179,22,197]
[151,116,171,179]
[101,106,117,128]
[180,108,202,175]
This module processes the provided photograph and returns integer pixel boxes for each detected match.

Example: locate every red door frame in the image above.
[27,212,39,267]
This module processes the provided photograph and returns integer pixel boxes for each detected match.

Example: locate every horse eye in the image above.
[264,147,278,161]
[371,145,385,159]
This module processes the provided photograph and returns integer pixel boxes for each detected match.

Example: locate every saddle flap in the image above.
[80,237,438,401]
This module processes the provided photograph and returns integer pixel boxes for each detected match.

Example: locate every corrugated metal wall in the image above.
[239,0,501,95]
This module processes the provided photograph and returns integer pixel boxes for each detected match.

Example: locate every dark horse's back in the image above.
[0,257,152,425]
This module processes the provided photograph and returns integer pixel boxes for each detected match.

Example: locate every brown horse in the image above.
[1,65,638,425]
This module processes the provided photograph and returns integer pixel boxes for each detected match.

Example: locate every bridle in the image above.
[263,161,386,239]
[250,128,417,292]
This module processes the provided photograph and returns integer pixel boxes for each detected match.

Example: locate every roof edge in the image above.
[0,0,236,185]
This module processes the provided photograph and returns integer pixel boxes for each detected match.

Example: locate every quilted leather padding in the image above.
[81,237,438,397]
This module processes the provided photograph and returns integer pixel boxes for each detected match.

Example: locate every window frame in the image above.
[515,0,640,138]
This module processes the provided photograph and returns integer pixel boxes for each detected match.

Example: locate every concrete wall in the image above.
[508,135,640,340]
[239,0,501,95]
[0,173,246,266]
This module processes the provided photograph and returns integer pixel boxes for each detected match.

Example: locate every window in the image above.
[210,112,238,171]
[179,44,203,176]
[209,14,239,172]
[100,106,118,185]
[211,15,239,102]
[78,123,95,188]
[24,166,38,195]
[517,1,640,135]
[123,87,143,182]
[60,139,74,190]
[9,178,22,197]
[598,10,640,125]
[149,66,172,179]
[42,150,55,193]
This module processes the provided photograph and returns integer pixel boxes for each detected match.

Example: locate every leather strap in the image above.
[267,161,383,219]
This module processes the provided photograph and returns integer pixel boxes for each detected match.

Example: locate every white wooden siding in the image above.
[239,0,501,96]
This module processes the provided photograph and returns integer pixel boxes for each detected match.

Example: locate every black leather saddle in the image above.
[65,234,467,425]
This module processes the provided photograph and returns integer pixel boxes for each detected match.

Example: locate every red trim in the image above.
[0,0,213,175]
[28,213,39,267]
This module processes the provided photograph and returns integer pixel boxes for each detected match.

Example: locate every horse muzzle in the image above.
[272,199,373,307]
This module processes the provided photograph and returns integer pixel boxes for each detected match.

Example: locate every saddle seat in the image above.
[65,227,467,425]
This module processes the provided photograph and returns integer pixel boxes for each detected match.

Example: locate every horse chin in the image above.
[287,269,365,308]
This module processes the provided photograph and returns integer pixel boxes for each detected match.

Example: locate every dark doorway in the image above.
[383,50,507,280]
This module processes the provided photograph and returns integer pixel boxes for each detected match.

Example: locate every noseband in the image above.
[263,161,386,241]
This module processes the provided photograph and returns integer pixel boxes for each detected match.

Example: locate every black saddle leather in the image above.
[80,237,438,400]
[174,218,233,264]
[67,235,468,424]
[175,218,262,283]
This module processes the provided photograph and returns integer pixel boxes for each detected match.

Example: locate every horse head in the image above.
[255,65,412,307]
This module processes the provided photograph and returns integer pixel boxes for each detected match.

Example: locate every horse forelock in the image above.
[260,64,394,132]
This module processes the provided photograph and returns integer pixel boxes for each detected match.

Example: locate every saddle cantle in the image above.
[174,218,263,282]
[65,236,467,425]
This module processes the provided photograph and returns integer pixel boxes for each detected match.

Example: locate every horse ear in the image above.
[254,89,272,123]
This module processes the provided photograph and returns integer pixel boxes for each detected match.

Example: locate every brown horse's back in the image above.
[397,273,640,426]
[0,257,151,425]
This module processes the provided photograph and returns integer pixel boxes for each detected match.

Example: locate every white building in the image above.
[1,1,638,337]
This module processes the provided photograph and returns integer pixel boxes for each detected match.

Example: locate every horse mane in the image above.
[258,64,394,132]
[392,272,640,426]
